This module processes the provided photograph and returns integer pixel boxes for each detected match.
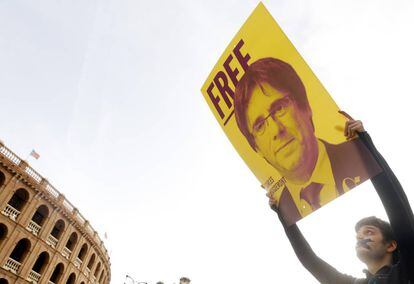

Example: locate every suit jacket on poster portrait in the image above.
[278,138,382,226]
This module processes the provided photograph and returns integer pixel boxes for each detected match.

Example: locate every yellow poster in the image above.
[200,3,381,226]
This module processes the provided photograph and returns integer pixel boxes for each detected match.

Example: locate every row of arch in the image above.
[0,272,83,284]
[0,232,108,283]
[0,170,109,283]
[2,188,95,261]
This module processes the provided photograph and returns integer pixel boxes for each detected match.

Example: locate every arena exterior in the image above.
[0,141,111,284]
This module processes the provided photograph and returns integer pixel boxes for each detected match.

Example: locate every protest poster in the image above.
[200,2,381,226]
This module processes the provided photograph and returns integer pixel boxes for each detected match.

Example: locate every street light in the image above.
[124,274,147,284]
[124,275,134,284]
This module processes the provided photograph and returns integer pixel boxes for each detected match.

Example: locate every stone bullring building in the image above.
[0,141,111,284]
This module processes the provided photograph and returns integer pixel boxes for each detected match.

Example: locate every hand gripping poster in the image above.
[200,3,381,226]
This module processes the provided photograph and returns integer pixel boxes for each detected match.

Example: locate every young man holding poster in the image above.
[271,113,414,283]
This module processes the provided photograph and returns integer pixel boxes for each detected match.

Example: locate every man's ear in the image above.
[387,240,397,253]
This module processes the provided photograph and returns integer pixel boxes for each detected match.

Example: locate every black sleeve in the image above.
[358,131,414,278]
[274,207,359,284]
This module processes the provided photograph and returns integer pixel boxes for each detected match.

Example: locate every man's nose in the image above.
[268,117,285,140]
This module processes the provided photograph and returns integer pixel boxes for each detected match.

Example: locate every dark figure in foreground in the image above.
[271,112,414,283]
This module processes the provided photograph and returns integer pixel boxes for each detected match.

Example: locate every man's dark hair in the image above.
[180,277,190,283]
[355,216,399,263]
[234,57,309,150]
[355,216,395,243]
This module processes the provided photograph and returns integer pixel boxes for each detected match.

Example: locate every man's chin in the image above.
[273,162,298,174]
[272,154,301,172]
[274,140,299,160]
[356,248,372,262]
[356,246,370,253]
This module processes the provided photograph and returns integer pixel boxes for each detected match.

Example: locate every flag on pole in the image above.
[30,149,40,160]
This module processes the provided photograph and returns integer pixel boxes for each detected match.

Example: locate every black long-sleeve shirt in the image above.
[280,132,414,283]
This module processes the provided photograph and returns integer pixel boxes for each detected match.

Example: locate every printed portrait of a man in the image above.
[234,57,380,225]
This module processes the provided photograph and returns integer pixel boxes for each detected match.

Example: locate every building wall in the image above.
[0,142,111,284]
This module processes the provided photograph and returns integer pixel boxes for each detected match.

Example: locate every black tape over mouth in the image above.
[357,238,373,249]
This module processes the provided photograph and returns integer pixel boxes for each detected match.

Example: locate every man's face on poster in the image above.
[246,83,318,183]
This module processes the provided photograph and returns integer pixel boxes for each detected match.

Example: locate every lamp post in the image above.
[124,275,136,284]
[124,274,147,284]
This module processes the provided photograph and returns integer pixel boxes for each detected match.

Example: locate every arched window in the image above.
[9,238,31,262]
[0,171,5,188]
[51,219,65,239]
[87,253,95,270]
[0,278,9,284]
[65,273,76,284]
[0,223,8,247]
[94,262,101,277]
[49,263,64,284]
[31,251,50,274]
[7,188,29,211]
[77,243,88,260]
[31,205,49,226]
[65,232,78,251]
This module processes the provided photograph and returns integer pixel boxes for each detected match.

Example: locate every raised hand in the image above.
[339,110,365,139]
